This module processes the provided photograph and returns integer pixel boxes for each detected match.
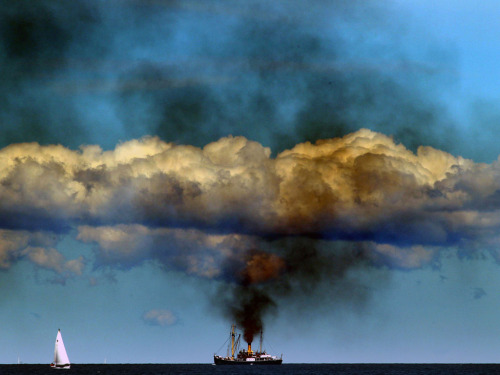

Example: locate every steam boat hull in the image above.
[214,355,282,365]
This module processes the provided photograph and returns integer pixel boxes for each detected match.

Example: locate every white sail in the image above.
[52,329,70,369]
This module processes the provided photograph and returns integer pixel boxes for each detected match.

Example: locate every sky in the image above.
[2,0,500,364]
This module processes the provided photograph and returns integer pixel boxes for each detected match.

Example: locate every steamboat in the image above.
[214,325,282,365]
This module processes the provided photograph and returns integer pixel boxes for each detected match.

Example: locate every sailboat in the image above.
[50,329,70,369]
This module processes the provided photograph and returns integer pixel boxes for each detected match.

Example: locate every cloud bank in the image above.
[2,128,500,339]
[1,128,497,274]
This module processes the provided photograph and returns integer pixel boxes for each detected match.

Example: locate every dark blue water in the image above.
[1,364,499,375]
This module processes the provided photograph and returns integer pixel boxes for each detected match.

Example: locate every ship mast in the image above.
[231,324,236,359]
[259,329,263,353]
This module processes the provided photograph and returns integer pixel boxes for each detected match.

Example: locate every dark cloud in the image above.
[0,0,458,156]
[114,0,457,154]
[0,0,99,147]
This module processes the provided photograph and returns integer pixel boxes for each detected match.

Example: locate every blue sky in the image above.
[2,0,500,364]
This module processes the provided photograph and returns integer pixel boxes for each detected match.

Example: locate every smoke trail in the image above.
[217,240,370,344]
[228,286,275,345]
[219,249,283,344]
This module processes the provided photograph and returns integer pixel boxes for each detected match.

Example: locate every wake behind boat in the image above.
[214,325,282,365]
[50,329,70,369]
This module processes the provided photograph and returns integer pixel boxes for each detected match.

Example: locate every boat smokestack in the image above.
[247,343,252,354]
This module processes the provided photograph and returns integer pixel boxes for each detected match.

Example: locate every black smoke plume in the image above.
[218,240,371,345]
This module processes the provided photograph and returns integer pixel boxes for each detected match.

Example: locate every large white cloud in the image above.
[0,129,499,272]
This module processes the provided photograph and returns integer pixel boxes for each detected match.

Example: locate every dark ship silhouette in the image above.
[214,325,283,365]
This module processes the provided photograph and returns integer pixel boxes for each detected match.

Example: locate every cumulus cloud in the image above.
[0,128,497,272]
[0,230,35,269]
[366,243,439,270]
[76,224,257,279]
[142,309,177,327]
[24,246,84,276]
[0,229,83,281]
[2,129,500,341]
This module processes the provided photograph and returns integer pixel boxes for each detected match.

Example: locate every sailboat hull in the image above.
[50,363,70,369]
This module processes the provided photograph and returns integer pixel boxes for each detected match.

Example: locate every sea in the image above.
[1,364,499,375]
